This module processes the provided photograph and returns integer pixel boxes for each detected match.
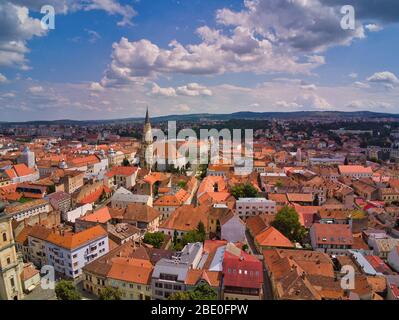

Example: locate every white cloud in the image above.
[367,71,399,88]
[346,100,392,110]
[353,81,370,89]
[174,104,190,112]
[295,93,332,110]
[365,24,383,32]
[0,73,7,83]
[151,83,176,97]
[89,82,105,92]
[0,2,47,69]
[176,83,212,97]
[28,86,44,94]
[349,73,358,79]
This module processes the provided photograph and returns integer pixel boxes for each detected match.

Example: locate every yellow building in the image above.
[0,214,24,300]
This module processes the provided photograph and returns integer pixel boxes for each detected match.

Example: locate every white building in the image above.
[62,204,93,223]
[29,225,109,279]
[111,187,152,209]
[235,198,276,221]
[4,199,51,222]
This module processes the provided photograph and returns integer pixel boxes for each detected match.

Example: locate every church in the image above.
[140,108,154,170]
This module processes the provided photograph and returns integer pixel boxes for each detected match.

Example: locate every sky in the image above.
[0,0,399,121]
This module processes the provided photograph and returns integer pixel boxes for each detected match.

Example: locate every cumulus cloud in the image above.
[11,0,136,26]
[151,83,176,97]
[295,93,332,110]
[174,104,190,112]
[367,71,399,88]
[0,2,47,69]
[216,0,365,53]
[365,24,383,32]
[176,83,213,97]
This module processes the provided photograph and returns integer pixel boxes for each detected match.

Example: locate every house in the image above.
[75,207,112,232]
[310,223,354,254]
[111,187,152,209]
[122,203,161,233]
[104,166,138,190]
[28,225,109,278]
[159,205,208,239]
[370,238,399,260]
[286,193,314,206]
[107,223,141,245]
[338,165,373,179]
[83,241,163,299]
[151,242,203,300]
[4,164,39,184]
[220,211,246,243]
[254,226,294,251]
[235,198,276,221]
[154,190,190,220]
[4,199,51,222]
[20,263,40,293]
[222,244,264,300]
[263,249,344,300]
[185,269,222,299]
[46,191,71,213]
[388,246,399,272]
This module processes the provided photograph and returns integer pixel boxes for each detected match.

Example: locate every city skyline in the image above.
[1,0,399,122]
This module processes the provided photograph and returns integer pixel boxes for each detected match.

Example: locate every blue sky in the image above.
[1,0,399,121]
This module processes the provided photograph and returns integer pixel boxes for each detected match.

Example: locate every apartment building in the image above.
[28,225,109,278]
[235,198,276,221]
[4,199,51,222]
[151,242,203,300]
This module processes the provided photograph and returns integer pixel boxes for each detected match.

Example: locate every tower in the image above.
[19,146,35,168]
[140,108,154,169]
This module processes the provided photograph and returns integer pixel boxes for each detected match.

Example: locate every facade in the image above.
[111,187,152,209]
[310,223,354,254]
[151,242,203,300]
[236,198,276,221]
[0,215,24,300]
[4,199,51,222]
[28,225,109,278]
[105,166,138,190]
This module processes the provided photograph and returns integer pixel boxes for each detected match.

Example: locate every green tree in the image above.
[231,183,259,199]
[168,283,217,300]
[99,287,122,300]
[272,206,307,243]
[55,280,81,301]
[143,232,166,249]
[196,221,206,237]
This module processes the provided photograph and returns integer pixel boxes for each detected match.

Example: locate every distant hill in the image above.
[1,111,399,126]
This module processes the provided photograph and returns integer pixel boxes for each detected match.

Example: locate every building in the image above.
[47,191,71,213]
[3,163,40,184]
[310,223,354,254]
[338,165,373,179]
[105,166,138,190]
[263,249,344,300]
[18,146,35,169]
[235,198,276,221]
[111,187,152,209]
[222,245,264,300]
[388,246,399,272]
[0,214,24,300]
[4,199,51,222]
[140,108,154,170]
[151,242,203,300]
[28,225,109,278]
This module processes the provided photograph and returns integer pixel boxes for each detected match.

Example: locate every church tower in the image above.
[140,108,154,169]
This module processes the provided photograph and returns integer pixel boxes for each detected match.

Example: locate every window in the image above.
[2,232,7,242]
[7,257,11,265]
[10,277,15,288]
